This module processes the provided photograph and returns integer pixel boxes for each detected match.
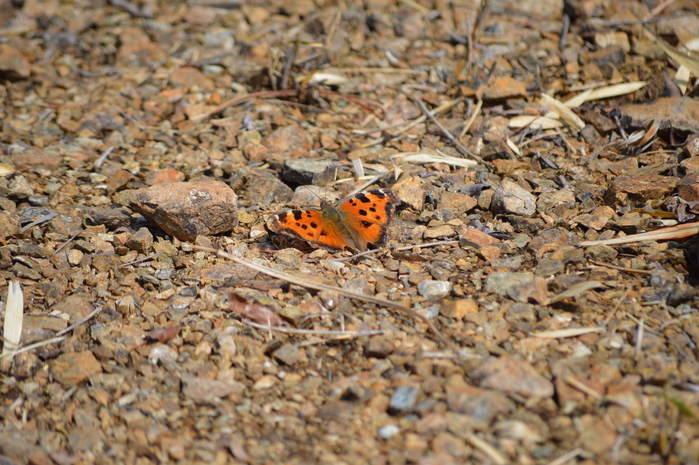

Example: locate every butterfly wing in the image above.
[336,188,400,248]
[267,209,349,250]
[267,189,400,251]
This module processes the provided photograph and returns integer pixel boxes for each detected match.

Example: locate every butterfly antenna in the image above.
[301,185,327,205]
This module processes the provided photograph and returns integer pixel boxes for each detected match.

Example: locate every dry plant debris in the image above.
[1,0,699,464]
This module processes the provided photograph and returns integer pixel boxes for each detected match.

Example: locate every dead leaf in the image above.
[147,324,180,343]
[228,292,287,327]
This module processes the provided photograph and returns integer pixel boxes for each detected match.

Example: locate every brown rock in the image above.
[229,166,293,206]
[438,192,478,212]
[677,172,699,202]
[261,125,313,163]
[491,179,536,217]
[50,351,102,387]
[129,180,238,241]
[572,205,615,230]
[181,374,246,403]
[116,42,166,69]
[282,159,337,186]
[148,168,186,185]
[440,299,478,319]
[50,294,92,324]
[364,336,395,358]
[482,76,528,101]
[446,384,514,422]
[0,44,30,79]
[472,357,554,399]
[125,227,154,254]
[604,175,678,205]
[619,97,699,133]
[170,66,215,92]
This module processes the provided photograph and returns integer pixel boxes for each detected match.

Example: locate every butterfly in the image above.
[266,188,400,251]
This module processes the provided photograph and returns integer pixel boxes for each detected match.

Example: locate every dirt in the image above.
[1,0,699,464]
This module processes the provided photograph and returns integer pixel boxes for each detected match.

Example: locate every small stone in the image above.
[50,351,102,387]
[618,97,699,133]
[537,189,576,214]
[129,180,238,241]
[388,385,419,414]
[261,125,313,164]
[343,276,373,295]
[92,253,123,273]
[393,177,426,210]
[51,294,92,324]
[253,375,278,390]
[440,299,478,319]
[229,166,293,206]
[282,159,337,186]
[378,424,400,439]
[272,343,300,366]
[491,179,536,217]
[106,170,136,194]
[506,276,550,304]
[181,375,246,403]
[417,280,452,300]
[573,206,615,230]
[423,224,457,240]
[116,42,166,69]
[472,356,554,399]
[148,168,186,185]
[482,76,528,100]
[459,227,500,247]
[667,282,696,306]
[169,66,215,92]
[584,244,618,261]
[604,174,679,205]
[125,227,153,254]
[0,44,30,79]
[446,385,514,422]
[365,336,395,358]
[438,192,478,212]
[87,207,132,230]
[486,272,534,296]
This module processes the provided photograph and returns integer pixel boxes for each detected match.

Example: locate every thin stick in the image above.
[242,319,383,337]
[361,99,461,148]
[53,232,81,256]
[414,98,487,165]
[20,212,58,234]
[546,448,583,465]
[195,246,467,357]
[588,259,653,275]
[602,287,632,327]
[326,240,459,262]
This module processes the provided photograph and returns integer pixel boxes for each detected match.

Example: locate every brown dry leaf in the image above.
[228,292,287,327]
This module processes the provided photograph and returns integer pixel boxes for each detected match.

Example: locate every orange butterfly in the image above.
[266,188,400,251]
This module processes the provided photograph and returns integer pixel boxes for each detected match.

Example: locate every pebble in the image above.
[446,385,514,422]
[377,424,400,439]
[440,299,478,319]
[0,44,30,79]
[261,125,313,164]
[50,351,102,387]
[417,280,452,300]
[364,336,395,358]
[604,174,678,205]
[181,374,246,403]
[229,166,293,205]
[125,227,153,254]
[388,385,419,414]
[486,272,534,296]
[282,159,337,186]
[423,224,457,240]
[618,96,699,133]
[472,357,554,399]
[129,180,238,241]
[272,343,300,366]
[491,179,536,216]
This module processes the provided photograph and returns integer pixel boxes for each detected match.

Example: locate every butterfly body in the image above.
[267,188,399,251]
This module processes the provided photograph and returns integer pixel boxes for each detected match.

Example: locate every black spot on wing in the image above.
[292,211,304,221]
[320,231,328,236]
[369,207,376,212]
[375,215,381,220]
[301,224,308,230]
[361,220,373,228]
[310,222,318,229]
[355,193,371,203]
[358,209,368,216]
